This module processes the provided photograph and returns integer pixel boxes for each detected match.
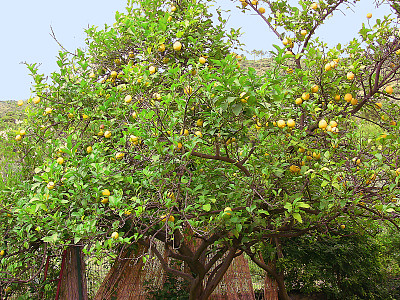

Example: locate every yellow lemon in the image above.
[32,96,40,104]
[287,119,295,128]
[277,120,286,128]
[124,95,132,103]
[347,72,355,80]
[386,86,394,94]
[173,41,182,51]
[318,119,328,129]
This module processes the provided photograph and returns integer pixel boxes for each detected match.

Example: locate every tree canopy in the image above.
[1,0,400,299]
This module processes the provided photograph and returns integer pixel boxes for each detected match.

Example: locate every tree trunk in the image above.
[210,253,255,300]
[275,272,291,300]
[57,245,88,300]
[264,272,278,300]
[94,244,152,300]
[189,277,204,300]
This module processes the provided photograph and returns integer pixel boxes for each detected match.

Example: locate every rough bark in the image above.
[57,245,88,300]
[94,244,154,300]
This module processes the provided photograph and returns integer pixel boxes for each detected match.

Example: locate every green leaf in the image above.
[231,103,242,116]
[293,213,302,223]
[42,233,59,243]
[202,203,211,211]
[297,202,310,209]
[284,202,292,212]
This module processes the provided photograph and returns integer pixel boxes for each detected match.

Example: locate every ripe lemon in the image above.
[149,66,156,74]
[32,96,40,104]
[124,95,132,103]
[47,182,55,190]
[386,86,394,94]
[277,120,286,128]
[287,119,295,128]
[366,13,372,19]
[375,102,382,109]
[180,129,189,136]
[300,29,307,36]
[344,93,352,102]
[282,38,289,46]
[199,57,206,64]
[102,189,111,197]
[324,63,332,72]
[173,41,182,51]
[258,7,266,14]
[116,152,124,160]
[318,119,327,129]
[311,85,319,93]
[111,232,119,239]
[104,131,112,138]
[295,98,303,105]
[158,44,165,52]
[347,72,355,80]
[302,93,310,100]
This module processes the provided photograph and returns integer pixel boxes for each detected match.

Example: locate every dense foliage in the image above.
[1,0,400,299]
[281,233,397,299]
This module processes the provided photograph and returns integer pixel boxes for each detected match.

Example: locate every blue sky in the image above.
[0,1,393,101]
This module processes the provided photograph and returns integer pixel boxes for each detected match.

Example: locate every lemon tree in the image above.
[1,0,400,299]
[235,0,400,298]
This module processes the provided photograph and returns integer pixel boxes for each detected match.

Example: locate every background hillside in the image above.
[0,100,25,131]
